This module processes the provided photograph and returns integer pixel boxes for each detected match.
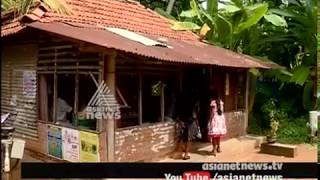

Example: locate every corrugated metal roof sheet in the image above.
[27,22,272,69]
[104,27,169,47]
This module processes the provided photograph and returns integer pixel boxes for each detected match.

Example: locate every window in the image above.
[142,76,162,123]
[77,74,99,130]
[38,47,101,131]
[56,74,75,126]
[116,73,139,128]
[115,71,179,128]
[164,77,178,121]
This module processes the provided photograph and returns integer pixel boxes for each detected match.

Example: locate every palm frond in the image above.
[1,0,72,16]
[42,0,72,15]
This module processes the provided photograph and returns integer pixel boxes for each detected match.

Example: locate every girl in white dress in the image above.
[207,99,226,155]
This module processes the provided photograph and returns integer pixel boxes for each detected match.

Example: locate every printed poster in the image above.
[47,125,62,159]
[22,70,36,98]
[62,128,80,162]
[79,131,100,162]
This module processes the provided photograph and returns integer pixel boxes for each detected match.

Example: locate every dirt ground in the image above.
[11,136,318,180]
[159,136,317,162]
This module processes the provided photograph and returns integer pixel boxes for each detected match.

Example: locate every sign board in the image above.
[48,125,62,159]
[23,70,36,98]
[79,131,100,162]
[62,128,80,162]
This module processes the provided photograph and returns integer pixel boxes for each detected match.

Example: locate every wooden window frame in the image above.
[116,70,175,129]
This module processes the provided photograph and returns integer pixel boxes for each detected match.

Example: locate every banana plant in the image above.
[171,0,289,112]
[267,0,317,110]
[172,0,287,52]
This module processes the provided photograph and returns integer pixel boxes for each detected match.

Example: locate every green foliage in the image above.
[263,14,288,27]
[261,99,283,139]
[1,0,72,16]
[172,21,201,30]
[249,109,309,144]
[169,0,317,111]
[290,66,311,85]
[138,0,190,18]
[234,3,268,34]
[302,81,313,110]
[247,113,268,135]
[277,116,309,144]
[154,8,177,21]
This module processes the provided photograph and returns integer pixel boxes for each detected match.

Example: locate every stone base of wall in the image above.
[115,121,177,162]
[223,111,246,140]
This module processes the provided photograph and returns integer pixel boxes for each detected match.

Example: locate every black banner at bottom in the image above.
[21,162,318,179]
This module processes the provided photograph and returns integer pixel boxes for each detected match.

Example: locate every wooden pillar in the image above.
[138,71,143,125]
[53,49,58,123]
[209,66,213,89]
[179,68,183,93]
[39,75,48,121]
[74,62,79,127]
[244,70,250,135]
[104,50,116,162]
[98,54,105,132]
[161,82,165,122]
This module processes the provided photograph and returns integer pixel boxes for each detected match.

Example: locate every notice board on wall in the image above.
[22,70,36,98]
[62,128,80,162]
[79,131,100,162]
[47,125,62,159]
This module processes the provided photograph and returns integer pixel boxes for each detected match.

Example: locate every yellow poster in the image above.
[79,131,100,162]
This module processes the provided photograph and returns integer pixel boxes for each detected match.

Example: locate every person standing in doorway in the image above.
[207,98,226,156]
[174,91,201,160]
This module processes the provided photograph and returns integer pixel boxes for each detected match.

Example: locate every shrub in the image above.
[277,116,309,144]
[248,113,266,135]
[249,105,309,144]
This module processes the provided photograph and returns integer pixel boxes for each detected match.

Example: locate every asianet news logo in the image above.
[86,81,121,120]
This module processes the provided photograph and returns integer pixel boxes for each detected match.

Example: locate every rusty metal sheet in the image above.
[27,22,273,69]
[1,44,39,141]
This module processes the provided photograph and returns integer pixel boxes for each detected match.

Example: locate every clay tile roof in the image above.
[1,18,25,37]
[2,0,199,42]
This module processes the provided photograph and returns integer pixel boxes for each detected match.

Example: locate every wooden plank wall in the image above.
[1,44,38,140]
[37,36,101,74]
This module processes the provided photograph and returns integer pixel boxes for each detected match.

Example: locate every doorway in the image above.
[182,66,211,141]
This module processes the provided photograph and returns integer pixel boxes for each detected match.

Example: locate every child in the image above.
[173,92,200,160]
[207,99,226,156]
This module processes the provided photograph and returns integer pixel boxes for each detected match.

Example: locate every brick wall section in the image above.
[23,112,245,162]
[223,111,246,140]
[115,121,176,162]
